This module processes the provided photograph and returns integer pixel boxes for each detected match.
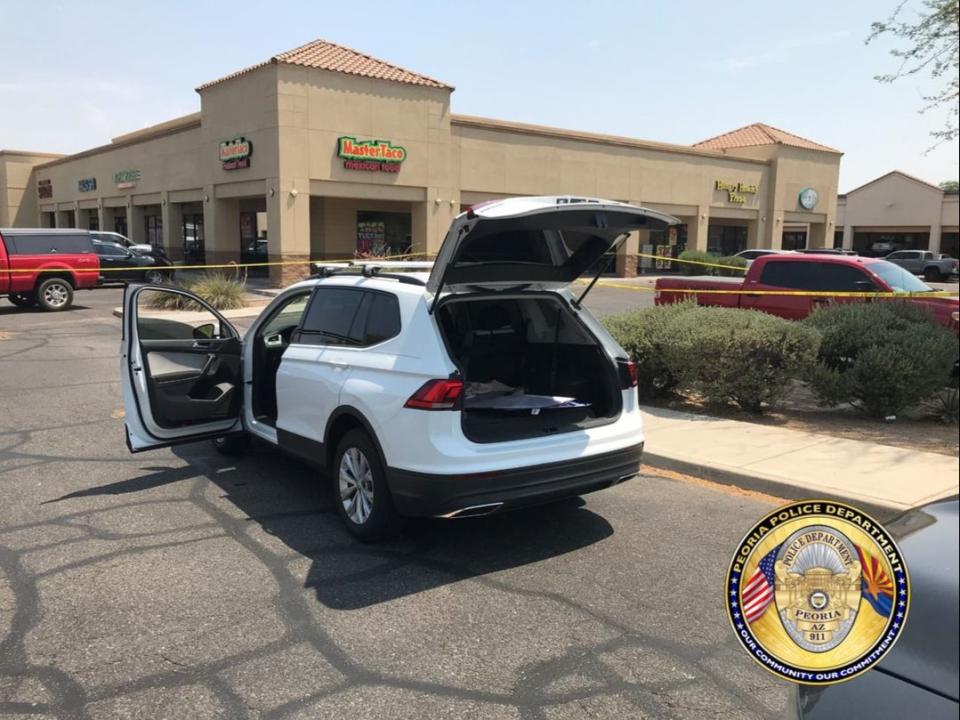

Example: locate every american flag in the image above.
[742,544,782,623]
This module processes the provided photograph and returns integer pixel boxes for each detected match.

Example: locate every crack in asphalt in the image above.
[0,314,783,719]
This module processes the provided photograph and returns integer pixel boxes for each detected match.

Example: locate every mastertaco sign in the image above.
[337,137,406,173]
[219,137,252,170]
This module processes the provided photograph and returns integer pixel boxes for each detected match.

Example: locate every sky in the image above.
[1,0,957,192]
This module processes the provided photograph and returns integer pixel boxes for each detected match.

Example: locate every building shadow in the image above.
[165,440,615,610]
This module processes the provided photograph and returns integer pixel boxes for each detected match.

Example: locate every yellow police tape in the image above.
[6,251,957,299]
[584,280,957,299]
[632,251,747,272]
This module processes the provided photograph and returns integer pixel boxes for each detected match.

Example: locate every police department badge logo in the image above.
[725,501,910,685]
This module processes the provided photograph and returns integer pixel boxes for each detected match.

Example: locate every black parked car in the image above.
[92,240,175,284]
[788,497,959,719]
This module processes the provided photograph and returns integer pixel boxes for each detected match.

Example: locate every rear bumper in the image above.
[387,442,643,517]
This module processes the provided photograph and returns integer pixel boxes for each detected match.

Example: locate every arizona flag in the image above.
[742,544,782,623]
[856,544,895,617]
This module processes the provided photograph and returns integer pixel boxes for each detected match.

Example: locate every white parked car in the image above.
[733,249,796,266]
[92,230,160,256]
[121,197,676,539]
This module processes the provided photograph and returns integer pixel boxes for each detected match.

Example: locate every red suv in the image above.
[1,228,101,311]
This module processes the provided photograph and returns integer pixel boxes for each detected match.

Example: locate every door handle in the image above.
[331,360,350,370]
[192,340,214,349]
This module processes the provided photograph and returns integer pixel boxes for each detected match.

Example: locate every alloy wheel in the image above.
[43,282,69,308]
[338,447,375,525]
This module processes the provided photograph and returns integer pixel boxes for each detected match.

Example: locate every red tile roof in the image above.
[197,39,452,91]
[693,123,840,154]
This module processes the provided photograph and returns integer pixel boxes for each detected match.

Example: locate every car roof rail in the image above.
[309,262,427,286]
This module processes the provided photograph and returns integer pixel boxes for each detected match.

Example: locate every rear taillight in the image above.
[404,379,464,410]
[617,359,638,389]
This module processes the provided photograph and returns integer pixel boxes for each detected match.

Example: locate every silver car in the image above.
[885,250,959,282]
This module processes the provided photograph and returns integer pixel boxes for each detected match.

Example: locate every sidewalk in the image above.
[640,405,959,515]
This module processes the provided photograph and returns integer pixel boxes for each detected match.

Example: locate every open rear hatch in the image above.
[437,293,625,443]
[429,197,678,443]
[426,196,678,304]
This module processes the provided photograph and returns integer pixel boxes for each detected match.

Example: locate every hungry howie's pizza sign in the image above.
[337,137,406,173]
[219,137,253,170]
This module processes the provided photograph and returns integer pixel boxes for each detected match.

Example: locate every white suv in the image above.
[121,197,677,539]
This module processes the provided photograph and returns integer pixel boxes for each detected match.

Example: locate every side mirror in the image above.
[193,323,216,340]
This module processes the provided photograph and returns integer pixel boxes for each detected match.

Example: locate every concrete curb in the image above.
[641,451,902,520]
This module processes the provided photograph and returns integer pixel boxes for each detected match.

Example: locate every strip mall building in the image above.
[0,38,847,283]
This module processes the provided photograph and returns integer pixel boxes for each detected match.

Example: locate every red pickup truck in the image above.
[1,228,101,311]
[655,254,960,329]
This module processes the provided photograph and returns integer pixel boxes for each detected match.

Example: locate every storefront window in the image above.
[145,215,163,249]
[707,225,747,255]
[182,214,205,263]
[941,232,959,258]
[782,230,807,251]
[114,214,127,237]
[356,211,411,258]
[852,231,930,256]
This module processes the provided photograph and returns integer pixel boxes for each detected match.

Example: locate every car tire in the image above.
[332,429,404,541]
[8,292,37,308]
[143,269,167,285]
[211,434,251,456]
[35,278,74,311]
[923,267,942,282]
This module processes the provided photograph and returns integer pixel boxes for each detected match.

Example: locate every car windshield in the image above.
[870,260,934,292]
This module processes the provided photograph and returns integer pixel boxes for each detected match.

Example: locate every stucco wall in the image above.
[837,173,943,228]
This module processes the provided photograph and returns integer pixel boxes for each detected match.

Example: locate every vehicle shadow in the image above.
[168,441,615,610]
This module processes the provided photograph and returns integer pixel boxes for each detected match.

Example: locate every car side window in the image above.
[260,292,311,338]
[96,243,128,257]
[362,293,401,345]
[6,234,92,254]
[887,251,906,260]
[757,261,818,290]
[298,288,366,346]
[923,252,934,260]
[296,288,401,347]
[816,264,873,292]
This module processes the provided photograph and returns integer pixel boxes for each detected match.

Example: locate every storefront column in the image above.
[841,224,853,250]
[615,230,641,277]
[98,206,115,234]
[807,222,828,249]
[769,213,784,250]
[203,188,241,269]
[161,193,185,261]
[929,222,942,254]
[746,219,760,249]
[266,177,311,286]
[412,188,459,259]
[128,202,145,244]
[688,206,709,252]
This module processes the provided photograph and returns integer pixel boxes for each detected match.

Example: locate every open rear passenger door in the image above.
[121,285,243,452]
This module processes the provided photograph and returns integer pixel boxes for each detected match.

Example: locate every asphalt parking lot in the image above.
[2,287,788,719]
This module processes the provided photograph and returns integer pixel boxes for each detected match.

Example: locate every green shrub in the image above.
[146,272,247,311]
[662,306,821,412]
[803,301,958,419]
[602,301,697,398]
[717,255,749,276]
[676,250,747,276]
[677,250,714,275]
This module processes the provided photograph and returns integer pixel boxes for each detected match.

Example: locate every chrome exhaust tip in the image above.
[438,502,504,519]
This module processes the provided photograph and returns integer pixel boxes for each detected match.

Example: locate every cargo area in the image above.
[436,294,622,443]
